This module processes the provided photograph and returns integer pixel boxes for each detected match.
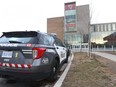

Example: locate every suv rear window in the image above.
[0,31,38,44]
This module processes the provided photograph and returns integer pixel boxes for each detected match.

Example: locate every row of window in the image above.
[65,10,76,16]
[65,27,77,32]
[64,33,82,44]
[91,23,116,32]
[91,31,114,44]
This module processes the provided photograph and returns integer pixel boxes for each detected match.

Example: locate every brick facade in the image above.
[47,4,90,44]
[47,17,64,41]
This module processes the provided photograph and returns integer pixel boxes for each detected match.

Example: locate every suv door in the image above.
[54,38,67,63]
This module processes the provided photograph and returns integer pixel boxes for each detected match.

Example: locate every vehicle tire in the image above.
[48,59,59,81]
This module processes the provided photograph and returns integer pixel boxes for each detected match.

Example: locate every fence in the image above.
[70,45,116,52]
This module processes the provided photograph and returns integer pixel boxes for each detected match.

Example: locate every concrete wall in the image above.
[76,5,90,34]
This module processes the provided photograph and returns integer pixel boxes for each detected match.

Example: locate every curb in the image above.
[53,52,74,87]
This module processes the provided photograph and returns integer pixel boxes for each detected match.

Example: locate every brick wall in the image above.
[47,17,64,42]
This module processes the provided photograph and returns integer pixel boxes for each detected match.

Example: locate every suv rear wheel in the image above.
[48,59,59,81]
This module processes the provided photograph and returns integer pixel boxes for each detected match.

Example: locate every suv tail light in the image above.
[32,48,46,59]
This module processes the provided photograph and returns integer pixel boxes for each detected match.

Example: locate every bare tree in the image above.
[88,0,98,57]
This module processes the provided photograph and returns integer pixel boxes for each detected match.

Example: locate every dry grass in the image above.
[61,52,116,87]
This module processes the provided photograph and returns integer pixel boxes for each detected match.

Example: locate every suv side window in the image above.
[48,36,55,45]
[39,35,54,45]
[55,38,64,47]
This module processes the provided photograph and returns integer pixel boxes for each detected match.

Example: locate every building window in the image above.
[108,24,111,31]
[65,10,76,16]
[101,25,103,32]
[66,27,76,32]
[112,24,116,31]
[104,24,107,31]
[90,25,95,32]
[97,25,100,32]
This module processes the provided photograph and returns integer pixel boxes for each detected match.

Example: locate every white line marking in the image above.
[24,64,28,68]
[6,63,9,67]
[18,64,21,68]
[53,52,74,87]
[12,64,15,67]
[2,63,5,66]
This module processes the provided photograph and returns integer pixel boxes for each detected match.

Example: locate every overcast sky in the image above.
[0,0,116,34]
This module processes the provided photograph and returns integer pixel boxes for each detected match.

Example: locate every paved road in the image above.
[0,75,60,87]
[92,52,116,62]
[0,79,34,87]
[0,63,69,87]
[0,53,72,87]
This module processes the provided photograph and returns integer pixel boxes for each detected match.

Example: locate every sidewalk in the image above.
[92,52,116,62]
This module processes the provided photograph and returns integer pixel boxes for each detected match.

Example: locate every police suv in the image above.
[0,31,70,81]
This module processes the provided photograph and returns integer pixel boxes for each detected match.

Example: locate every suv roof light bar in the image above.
[50,33,57,36]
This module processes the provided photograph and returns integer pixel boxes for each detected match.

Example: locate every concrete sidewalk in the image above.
[92,52,116,62]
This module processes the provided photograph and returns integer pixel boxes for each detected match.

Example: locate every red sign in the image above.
[66,24,76,27]
[65,2,76,10]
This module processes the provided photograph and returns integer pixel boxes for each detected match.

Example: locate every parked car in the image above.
[0,31,69,81]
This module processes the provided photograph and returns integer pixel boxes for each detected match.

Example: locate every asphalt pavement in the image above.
[0,53,73,87]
